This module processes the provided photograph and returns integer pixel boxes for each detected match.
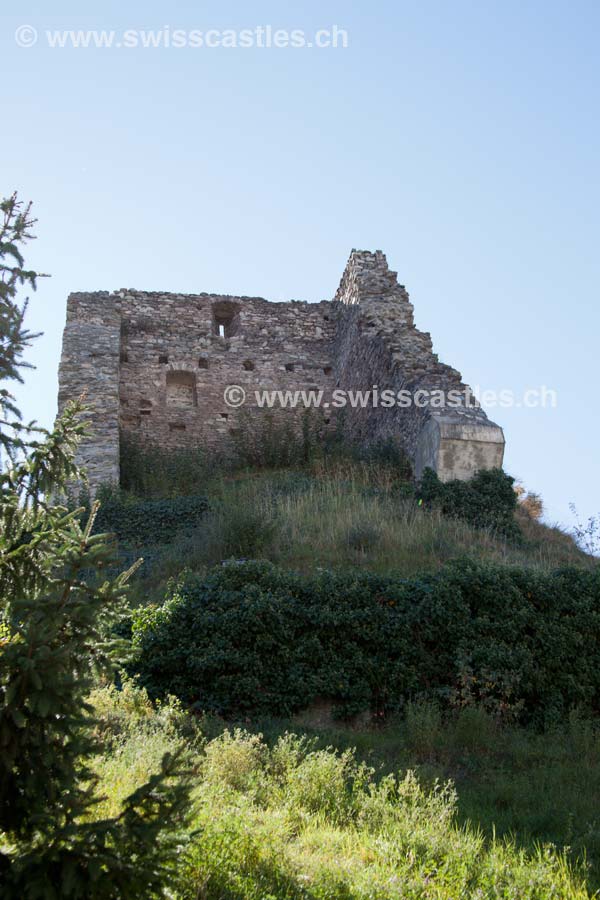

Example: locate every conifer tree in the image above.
[0,193,43,459]
[0,193,191,898]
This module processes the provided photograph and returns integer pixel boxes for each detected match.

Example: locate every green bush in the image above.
[419,467,520,538]
[94,489,209,546]
[131,559,600,726]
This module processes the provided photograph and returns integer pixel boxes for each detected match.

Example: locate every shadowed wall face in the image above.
[331,252,505,481]
[57,250,504,492]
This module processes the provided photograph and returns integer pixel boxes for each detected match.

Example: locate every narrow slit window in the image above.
[212,301,240,338]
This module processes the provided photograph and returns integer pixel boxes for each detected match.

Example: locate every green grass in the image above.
[107,433,594,605]
[88,683,598,899]
[118,464,590,604]
[261,703,600,890]
[97,442,598,896]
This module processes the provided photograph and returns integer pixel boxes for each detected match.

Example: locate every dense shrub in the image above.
[94,490,209,546]
[132,559,600,726]
[419,467,520,538]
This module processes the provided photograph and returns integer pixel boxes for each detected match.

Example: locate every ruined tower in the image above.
[57,250,505,492]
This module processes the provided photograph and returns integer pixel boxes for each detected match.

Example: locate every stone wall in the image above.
[331,251,505,480]
[57,291,121,488]
[116,290,336,455]
[57,250,505,492]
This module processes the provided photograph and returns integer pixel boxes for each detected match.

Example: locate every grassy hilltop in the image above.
[78,431,600,899]
[101,431,590,604]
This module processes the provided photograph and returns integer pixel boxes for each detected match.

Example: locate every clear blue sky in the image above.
[3,0,599,529]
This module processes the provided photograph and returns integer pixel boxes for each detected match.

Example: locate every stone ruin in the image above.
[57,250,505,493]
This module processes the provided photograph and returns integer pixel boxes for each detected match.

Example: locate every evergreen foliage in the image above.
[419,466,520,538]
[0,193,192,899]
[94,487,209,546]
